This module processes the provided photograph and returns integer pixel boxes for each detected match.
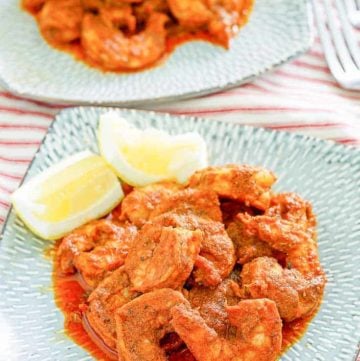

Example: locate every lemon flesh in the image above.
[98,112,208,186]
[12,151,123,240]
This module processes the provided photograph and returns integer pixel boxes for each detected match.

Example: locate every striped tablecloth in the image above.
[1,31,360,230]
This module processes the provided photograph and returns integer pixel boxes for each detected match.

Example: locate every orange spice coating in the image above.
[53,164,326,361]
[22,0,254,72]
[171,299,282,361]
[57,219,137,288]
[125,223,202,292]
[189,164,276,210]
[85,266,140,349]
[116,289,189,361]
[151,212,235,286]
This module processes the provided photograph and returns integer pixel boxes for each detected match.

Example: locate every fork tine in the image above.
[313,0,345,80]
[323,0,358,72]
[335,0,360,68]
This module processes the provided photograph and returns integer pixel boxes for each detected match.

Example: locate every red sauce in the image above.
[22,0,254,74]
[53,242,113,361]
[53,241,196,360]
[53,238,320,361]
[281,308,320,353]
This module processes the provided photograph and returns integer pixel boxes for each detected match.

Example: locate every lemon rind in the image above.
[98,116,164,186]
[11,151,124,240]
[12,182,123,240]
[98,112,208,187]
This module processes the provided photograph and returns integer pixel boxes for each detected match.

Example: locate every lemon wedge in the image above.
[11,151,123,240]
[98,112,208,186]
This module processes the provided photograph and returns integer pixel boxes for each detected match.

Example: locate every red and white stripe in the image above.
[1,28,360,230]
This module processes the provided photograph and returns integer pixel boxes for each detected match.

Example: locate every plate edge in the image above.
[0,0,315,106]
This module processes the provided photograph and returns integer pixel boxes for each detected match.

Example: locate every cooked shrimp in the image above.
[226,213,273,265]
[125,223,202,292]
[58,219,122,274]
[185,279,241,337]
[57,220,137,287]
[266,192,317,237]
[152,212,235,286]
[120,182,181,227]
[81,12,168,70]
[238,212,326,321]
[189,165,276,211]
[38,0,83,44]
[85,267,140,349]
[171,298,282,361]
[240,257,325,322]
[150,188,223,223]
[74,225,137,287]
[238,213,324,278]
[167,0,213,28]
[115,288,189,361]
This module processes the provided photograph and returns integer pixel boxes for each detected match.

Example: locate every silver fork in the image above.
[313,0,360,90]
[344,0,360,28]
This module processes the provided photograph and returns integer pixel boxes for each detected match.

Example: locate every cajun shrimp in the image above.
[189,165,276,211]
[57,219,137,287]
[238,213,326,320]
[226,192,317,265]
[81,11,168,70]
[125,223,202,292]
[185,279,241,337]
[115,288,189,361]
[240,257,324,322]
[38,0,83,44]
[238,213,324,278]
[153,212,235,286]
[85,266,140,349]
[171,298,282,361]
[120,182,182,227]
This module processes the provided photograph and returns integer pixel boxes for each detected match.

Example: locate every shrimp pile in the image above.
[55,164,326,361]
[23,0,254,72]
